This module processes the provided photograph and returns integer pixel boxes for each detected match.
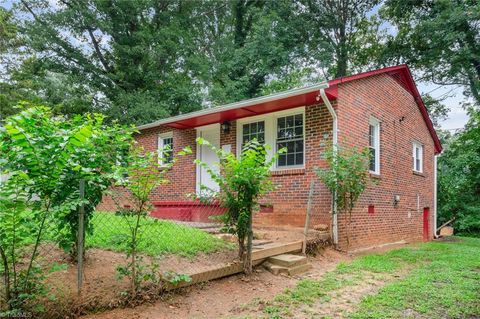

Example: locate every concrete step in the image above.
[263,260,312,276]
[288,263,312,276]
[263,262,288,275]
[267,254,307,267]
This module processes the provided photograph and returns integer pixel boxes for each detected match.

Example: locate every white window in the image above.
[158,132,173,165]
[368,118,380,174]
[276,113,304,168]
[413,142,423,173]
[236,107,305,170]
[242,121,265,146]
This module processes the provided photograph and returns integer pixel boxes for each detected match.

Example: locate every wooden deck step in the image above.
[165,240,304,291]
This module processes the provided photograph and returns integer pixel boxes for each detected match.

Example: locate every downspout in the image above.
[319,88,339,246]
[433,154,438,238]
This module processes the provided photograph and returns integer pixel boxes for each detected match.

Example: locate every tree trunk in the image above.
[238,235,245,259]
[0,245,10,307]
[244,210,253,274]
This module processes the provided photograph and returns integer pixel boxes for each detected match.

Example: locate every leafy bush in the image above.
[112,146,191,297]
[316,143,370,250]
[195,138,280,273]
[0,104,133,313]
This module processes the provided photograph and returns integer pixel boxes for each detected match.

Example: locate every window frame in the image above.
[274,112,305,169]
[368,118,380,175]
[412,141,423,173]
[236,106,305,170]
[158,131,174,166]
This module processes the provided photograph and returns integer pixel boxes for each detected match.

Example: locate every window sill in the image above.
[271,168,306,176]
[413,171,425,177]
[369,172,381,179]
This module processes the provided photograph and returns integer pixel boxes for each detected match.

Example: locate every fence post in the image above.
[77,179,85,295]
[303,180,315,254]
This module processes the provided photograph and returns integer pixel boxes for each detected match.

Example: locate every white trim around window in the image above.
[158,131,173,166]
[368,117,380,174]
[236,106,305,170]
[413,141,423,173]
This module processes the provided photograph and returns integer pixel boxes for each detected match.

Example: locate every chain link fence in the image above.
[1,190,241,318]
[1,178,333,318]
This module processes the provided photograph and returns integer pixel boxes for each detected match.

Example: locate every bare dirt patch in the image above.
[33,244,237,318]
[80,248,348,319]
[295,272,402,319]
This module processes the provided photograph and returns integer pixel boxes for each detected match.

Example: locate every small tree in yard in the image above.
[113,146,191,297]
[195,138,281,274]
[316,144,370,250]
[0,104,133,313]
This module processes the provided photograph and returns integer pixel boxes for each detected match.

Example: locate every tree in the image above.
[0,6,26,120]
[11,0,205,124]
[195,138,279,273]
[299,0,381,78]
[380,0,480,106]
[422,93,450,128]
[0,105,95,311]
[316,144,370,250]
[113,146,191,297]
[438,108,480,236]
[193,0,307,104]
[51,113,134,259]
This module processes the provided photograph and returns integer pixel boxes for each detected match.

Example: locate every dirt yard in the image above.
[37,244,238,317]
[80,248,349,319]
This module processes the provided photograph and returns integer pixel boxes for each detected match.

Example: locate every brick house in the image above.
[99,65,442,251]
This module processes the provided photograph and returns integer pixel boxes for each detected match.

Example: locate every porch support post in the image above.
[320,88,339,246]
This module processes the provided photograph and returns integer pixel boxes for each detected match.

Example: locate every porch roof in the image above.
[137,64,442,154]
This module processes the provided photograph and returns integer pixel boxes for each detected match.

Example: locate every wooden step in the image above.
[252,240,303,261]
[267,254,307,267]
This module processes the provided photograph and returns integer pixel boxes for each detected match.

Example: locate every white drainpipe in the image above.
[319,88,339,246]
[434,154,438,237]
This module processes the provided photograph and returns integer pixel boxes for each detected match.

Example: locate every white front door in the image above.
[196,124,220,195]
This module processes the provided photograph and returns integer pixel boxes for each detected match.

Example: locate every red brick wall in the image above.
[97,126,198,211]
[335,73,435,250]
[253,103,333,229]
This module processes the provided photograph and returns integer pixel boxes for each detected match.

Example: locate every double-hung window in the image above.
[413,142,423,173]
[368,119,380,174]
[276,113,304,168]
[242,121,265,146]
[158,132,173,165]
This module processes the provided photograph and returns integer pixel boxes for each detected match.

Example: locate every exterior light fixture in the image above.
[221,121,232,134]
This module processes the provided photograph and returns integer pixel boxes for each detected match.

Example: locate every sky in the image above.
[1,0,471,130]
[417,82,469,131]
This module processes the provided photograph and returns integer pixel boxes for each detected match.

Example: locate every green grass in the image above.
[85,212,232,257]
[349,238,480,319]
[253,237,480,319]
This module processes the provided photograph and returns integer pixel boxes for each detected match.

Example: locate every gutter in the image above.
[319,88,339,246]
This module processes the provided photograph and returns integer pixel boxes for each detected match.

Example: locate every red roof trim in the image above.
[140,64,442,154]
[326,64,442,154]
